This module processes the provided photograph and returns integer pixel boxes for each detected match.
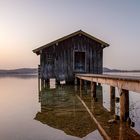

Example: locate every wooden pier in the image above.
[75,73,140,140]
[76,74,140,121]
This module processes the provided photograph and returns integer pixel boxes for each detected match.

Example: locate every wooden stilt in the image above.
[74,77,77,85]
[93,82,97,98]
[120,89,129,121]
[44,80,46,88]
[74,77,78,91]
[80,79,83,97]
[110,86,115,114]
[38,77,40,92]
[45,80,47,88]
[97,84,103,103]
[38,64,41,92]
[91,82,93,97]
[41,79,44,90]
[80,79,83,91]
[84,80,87,89]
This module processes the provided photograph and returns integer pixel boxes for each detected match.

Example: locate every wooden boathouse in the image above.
[33,30,109,83]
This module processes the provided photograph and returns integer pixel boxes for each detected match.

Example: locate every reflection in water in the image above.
[102,82,140,134]
[36,82,140,139]
[35,86,102,138]
[0,76,140,140]
[0,77,103,140]
[79,84,140,140]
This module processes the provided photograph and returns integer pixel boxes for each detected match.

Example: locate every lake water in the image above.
[0,76,102,140]
[0,73,140,140]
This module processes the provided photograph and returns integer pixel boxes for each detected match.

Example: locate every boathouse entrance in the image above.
[74,51,86,72]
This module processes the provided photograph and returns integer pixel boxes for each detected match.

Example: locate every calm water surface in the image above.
[0,76,102,140]
[0,73,140,140]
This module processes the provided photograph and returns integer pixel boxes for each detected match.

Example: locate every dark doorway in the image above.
[74,52,85,72]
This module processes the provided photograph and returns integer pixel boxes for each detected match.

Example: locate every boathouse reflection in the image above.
[35,86,97,138]
[36,82,140,139]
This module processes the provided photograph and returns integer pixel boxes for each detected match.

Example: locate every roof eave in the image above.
[33,30,110,55]
[32,49,40,55]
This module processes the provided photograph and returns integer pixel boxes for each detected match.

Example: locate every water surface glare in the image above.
[0,77,102,140]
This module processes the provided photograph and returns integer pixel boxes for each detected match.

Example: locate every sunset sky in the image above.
[0,0,140,70]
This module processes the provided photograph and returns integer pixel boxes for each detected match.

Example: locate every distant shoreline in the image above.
[103,67,140,73]
[0,68,37,75]
[104,71,140,73]
[0,68,140,76]
[0,74,37,79]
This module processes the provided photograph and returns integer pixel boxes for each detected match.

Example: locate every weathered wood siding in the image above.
[40,34,103,82]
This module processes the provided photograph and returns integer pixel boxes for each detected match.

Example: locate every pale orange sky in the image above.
[0,0,140,70]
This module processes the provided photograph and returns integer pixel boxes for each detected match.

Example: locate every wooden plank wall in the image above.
[40,34,103,82]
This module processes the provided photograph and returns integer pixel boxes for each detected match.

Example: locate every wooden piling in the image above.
[80,79,83,92]
[44,80,47,88]
[38,78,40,92]
[74,77,77,85]
[91,82,97,98]
[110,86,115,114]
[38,65,41,92]
[120,89,129,121]
[97,84,103,103]
[93,82,97,98]
[90,81,93,97]
[41,79,44,90]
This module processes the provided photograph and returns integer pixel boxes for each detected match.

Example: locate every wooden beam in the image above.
[90,82,97,98]
[76,74,140,93]
[80,79,83,92]
[90,81,93,96]
[74,77,77,85]
[120,89,129,121]
[93,82,97,98]
[41,79,44,90]
[110,86,115,114]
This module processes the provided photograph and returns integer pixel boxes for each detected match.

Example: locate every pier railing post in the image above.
[120,89,129,121]
[110,86,115,114]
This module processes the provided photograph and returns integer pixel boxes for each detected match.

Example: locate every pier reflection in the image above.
[77,84,140,140]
